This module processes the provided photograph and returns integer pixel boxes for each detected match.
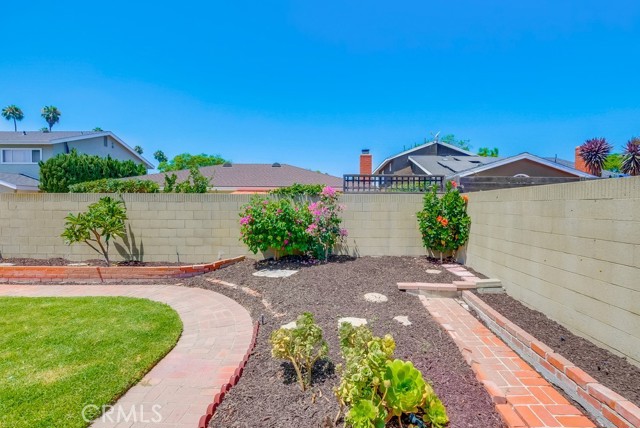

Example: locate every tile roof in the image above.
[0,131,102,144]
[0,172,40,189]
[137,163,343,189]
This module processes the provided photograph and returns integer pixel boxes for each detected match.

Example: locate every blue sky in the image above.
[1,1,639,175]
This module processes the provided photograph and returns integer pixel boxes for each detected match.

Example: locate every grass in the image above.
[0,296,183,428]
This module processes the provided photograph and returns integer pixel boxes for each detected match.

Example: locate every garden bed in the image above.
[472,292,640,408]
[0,256,244,282]
[0,257,186,267]
[177,256,505,428]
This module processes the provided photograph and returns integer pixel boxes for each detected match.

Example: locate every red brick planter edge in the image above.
[462,291,640,428]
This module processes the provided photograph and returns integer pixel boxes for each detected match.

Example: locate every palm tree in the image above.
[41,106,62,131]
[621,137,640,176]
[579,138,611,176]
[134,145,143,155]
[1,105,24,131]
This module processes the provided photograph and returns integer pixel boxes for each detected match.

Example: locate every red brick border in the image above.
[198,321,260,428]
[0,256,244,283]
[463,291,640,428]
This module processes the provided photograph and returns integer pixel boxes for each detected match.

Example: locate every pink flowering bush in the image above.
[239,186,347,260]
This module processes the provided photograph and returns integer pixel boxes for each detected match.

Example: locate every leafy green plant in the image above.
[157,152,226,172]
[306,186,347,260]
[162,168,210,193]
[269,183,324,197]
[335,324,448,428]
[270,312,328,391]
[68,178,159,193]
[39,149,147,193]
[61,197,127,265]
[417,181,470,261]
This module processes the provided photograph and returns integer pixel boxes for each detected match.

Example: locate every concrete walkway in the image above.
[421,296,595,428]
[0,284,253,428]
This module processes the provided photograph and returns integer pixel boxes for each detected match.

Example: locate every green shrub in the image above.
[335,323,448,428]
[68,178,160,193]
[39,149,147,193]
[162,167,210,193]
[270,312,329,391]
[61,196,127,265]
[269,183,324,197]
[417,181,470,261]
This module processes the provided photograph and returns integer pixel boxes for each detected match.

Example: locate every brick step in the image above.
[397,282,459,298]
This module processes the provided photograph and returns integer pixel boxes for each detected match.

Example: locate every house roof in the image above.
[0,131,154,168]
[0,172,40,191]
[453,153,596,178]
[137,163,344,190]
[543,157,625,178]
[409,155,499,176]
[373,140,475,173]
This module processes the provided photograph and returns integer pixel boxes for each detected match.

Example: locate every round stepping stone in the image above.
[280,321,297,330]
[426,269,442,274]
[338,317,367,327]
[364,292,388,303]
[253,269,298,278]
[393,316,412,326]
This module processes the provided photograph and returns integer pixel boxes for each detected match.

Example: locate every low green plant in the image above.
[68,178,160,193]
[335,324,448,428]
[417,181,470,261]
[269,183,324,197]
[61,196,127,265]
[270,312,329,391]
[162,167,210,193]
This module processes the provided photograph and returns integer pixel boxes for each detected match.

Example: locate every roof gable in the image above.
[454,153,596,178]
[373,140,474,173]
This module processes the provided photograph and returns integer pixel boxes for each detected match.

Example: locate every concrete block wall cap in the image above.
[474,278,502,286]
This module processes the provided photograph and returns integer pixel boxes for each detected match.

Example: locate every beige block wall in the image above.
[0,193,426,263]
[462,176,640,366]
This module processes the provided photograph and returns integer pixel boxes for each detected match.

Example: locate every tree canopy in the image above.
[41,106,61,131]
[157,152,227,172]
[478,147,499,157]
[440,134,471,151]
[2,105,24,131]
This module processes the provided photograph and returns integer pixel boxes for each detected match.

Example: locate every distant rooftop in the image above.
[0,131,103,144]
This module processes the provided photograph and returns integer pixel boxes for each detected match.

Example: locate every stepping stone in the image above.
[0,263,15,266]
[280,321,297,330]
[68,263,89,266]
[364,292,388,303]
[426,269,442,274]
[252,269,298,278]
[393,316,412,326]
[338,317,367,327]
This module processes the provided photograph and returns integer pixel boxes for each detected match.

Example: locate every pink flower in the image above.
[284,239,289,245]
[308,202,318,211]
[321,186,336,197]
[339,228,348,237]
[306,223,318,233]
[240,216,251,225]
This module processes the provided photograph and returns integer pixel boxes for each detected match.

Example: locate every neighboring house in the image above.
[0,131,154,193]
[544,147,627,178]
[360,141,596,191]
[135,163,343,193]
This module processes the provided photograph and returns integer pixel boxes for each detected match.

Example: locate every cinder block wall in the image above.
[463,176,640,366]
[0,193,426,263]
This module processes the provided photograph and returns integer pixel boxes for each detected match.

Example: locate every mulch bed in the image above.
[0,258,186,267]
[474,293,640,408]
[177,256,505,428]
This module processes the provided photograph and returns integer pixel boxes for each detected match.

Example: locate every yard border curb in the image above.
[462,291,640,428]
[197,321,260,428]
[0,256,244,283]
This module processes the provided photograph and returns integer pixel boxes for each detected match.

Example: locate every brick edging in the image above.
[0,256,244,283]
[462,291,640,428]
[198,321,260,428]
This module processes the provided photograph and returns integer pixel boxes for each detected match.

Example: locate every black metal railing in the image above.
[342,174,445,193]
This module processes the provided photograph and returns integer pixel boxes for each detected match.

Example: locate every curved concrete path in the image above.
[0,284,253,427]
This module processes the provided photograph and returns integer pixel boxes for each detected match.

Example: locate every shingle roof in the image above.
[543,157,625,178]
[0,172,40,189]
[136,164,343,189]
[0,131,102,144]
[410,155,499,176]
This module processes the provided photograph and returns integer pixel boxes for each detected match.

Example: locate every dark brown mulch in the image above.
[0,257,189,267]
[178,256,505,428]
[474,293,640,408]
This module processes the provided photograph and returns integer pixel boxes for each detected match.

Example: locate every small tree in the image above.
[417,181,471,261]
[61,197,127,265]
[621,137,640,176]
[478,147,499,157]
[579,138,612,176]
[153,150,168,163]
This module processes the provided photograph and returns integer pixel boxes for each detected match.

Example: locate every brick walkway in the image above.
[0,284,253,428]
[420,297,595,428]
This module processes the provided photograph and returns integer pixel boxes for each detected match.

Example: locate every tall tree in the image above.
[1,105,24,132]
[621,137,640,176]
[478,147,499,157]
[157,152,227,172]
[153,150,168,163]
[41,106,61,131]
[579,138,611,176]
[440,134,472,151]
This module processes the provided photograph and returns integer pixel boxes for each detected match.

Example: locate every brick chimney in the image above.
[360,149,372,175]
[574,146,589,174]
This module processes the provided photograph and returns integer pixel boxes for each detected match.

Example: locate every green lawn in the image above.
[0,296,183,428]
